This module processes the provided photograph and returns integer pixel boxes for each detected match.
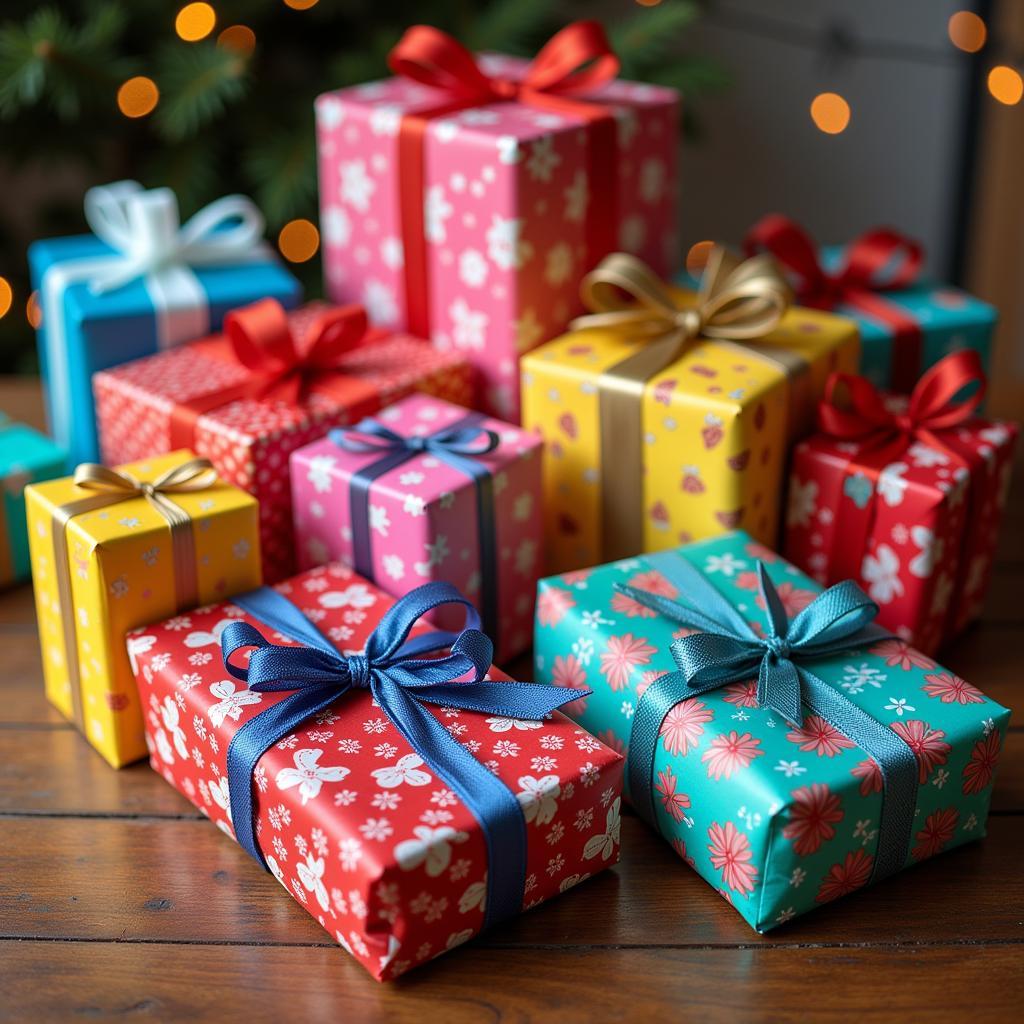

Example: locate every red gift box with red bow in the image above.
[93,299,474,581]
[783,350,1017,654]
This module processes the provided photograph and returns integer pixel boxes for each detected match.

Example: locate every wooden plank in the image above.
[2,939,1022,1024]
[3,813,1023,950]
[0,630,66,725]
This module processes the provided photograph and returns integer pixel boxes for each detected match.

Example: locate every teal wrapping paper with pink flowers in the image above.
[533,530,1011,931]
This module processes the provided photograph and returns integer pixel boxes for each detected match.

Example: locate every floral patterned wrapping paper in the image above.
[25,450,261,767]
[533,531,1010,932]
[316,53,679,421]
[784,412,1017,655]
[93,303,474,583]
[290,393,543,662]
[128,562,624,980]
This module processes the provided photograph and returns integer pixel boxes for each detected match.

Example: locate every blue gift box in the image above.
[0,417,66,586]
[28,182,301,466]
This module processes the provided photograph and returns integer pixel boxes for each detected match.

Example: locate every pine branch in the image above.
[244,126,318,227]
[609,0,701,76]
[154,41,248,142]
[464,0,558,55]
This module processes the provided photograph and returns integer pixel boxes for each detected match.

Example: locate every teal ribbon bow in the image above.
[618,550,920,884]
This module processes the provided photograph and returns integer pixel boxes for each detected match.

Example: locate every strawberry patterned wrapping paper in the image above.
[316,23,679,421]
[128,563,624,980]
[533,531,1010,932]
[93,300,473,583]
[784,351,1017,655]
[290,393,542,662]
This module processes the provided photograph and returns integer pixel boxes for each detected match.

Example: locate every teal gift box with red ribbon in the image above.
[744,215,997,393]
[533,530,1010,932]
[784,350,1017,655]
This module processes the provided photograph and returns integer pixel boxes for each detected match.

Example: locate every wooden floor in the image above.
[1,379,1022,1023]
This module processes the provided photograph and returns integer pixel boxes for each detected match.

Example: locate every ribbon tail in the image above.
[406,680,590,719]
[757,656,803,728]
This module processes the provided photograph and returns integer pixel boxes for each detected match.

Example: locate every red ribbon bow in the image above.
[224,299,375,405]
[386,22,620,339]
[745,215,926,391]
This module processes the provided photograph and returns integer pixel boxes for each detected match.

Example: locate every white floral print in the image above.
[564,171,588,223]
[458,878,487,914]
[322,205,352,246]
[306,455,337,494]
[516,774,561,826]
[339,159,376,212]
[908,525,942,578]
[425,185,453,243]
[449,298,489,351]
[787,477,818,528]
[485,716,543,733]
[207,680,263,728]
[319,584,375,610]
[372,753,432,788]
[184,620,234,650]
[369,505,390,537]
[876,462,909,507]
[583,798,621,861]
[458,248,488,288]
[363,279,398,326]
[160,697,190,759]
[861,544,905,604]
[126,634,157,673]
[297,853,331,911]
[486,215,531,270]
[275,748,351,805]
[526,136,561,181]
[544,242,572,287]
[394,825,469,876]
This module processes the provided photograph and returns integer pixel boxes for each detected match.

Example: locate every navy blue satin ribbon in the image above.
[330,414,501,643]
[222,581,588,930]
[620,550,919,884]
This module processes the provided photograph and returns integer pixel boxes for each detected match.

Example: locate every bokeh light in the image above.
[117,77,159,118]
[283,0,320,10]
[217,25,256,55]
[948,11,987,53]
[988,65,1024,105]
[26,291,42,329]
[0,277,12,320]
[685,240,715,276]
[810,92,851,134]
[278,219,320,263]
[176,3,217,42]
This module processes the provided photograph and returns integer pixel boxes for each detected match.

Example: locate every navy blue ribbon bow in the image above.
[221,580,587,929]
[618,550,920,884]
[330,413,501,641]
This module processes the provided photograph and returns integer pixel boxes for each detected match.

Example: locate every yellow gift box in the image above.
[25,450,260,767]
[521,249,860,574]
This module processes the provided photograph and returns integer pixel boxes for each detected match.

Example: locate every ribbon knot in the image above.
[345,653,372,689]
[762,634,791,663]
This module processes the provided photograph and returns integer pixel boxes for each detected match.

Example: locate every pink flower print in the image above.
[869,639,935,671]
[911,807,959,861]
[636,669,666,699]
[851,757,883,796]
[596,729,626,756]
[735,570,760,591]
[921,672,984,705]
[963,730,1001,794]
[782,783,844,856]
[562,569,591,586]
[707,821,758,897]
[890,720,951,783]
[755,582,816,617]
[672,625,702,640]
[659,700,714,756]
[701,731,763,780]
[654,767,691,822]
[551,655,588,717]
[671,837,696,867]
[599,633,656,692]
[537,586,575,627]
[816,849,874,903]
[627,569,679,599]
[787,716,856,758]
[722,680,759,709]
[610,590,658,619]
[745,541,780,563]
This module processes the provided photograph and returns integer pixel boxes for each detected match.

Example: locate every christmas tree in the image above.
[0,0,724,371]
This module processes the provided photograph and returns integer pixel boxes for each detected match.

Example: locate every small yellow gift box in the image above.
[25,450,260,767]
[521,249,860,574]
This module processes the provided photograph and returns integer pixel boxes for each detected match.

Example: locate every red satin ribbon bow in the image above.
[745,214,925,391]
[224,299,374,405]
[386,22,620,338]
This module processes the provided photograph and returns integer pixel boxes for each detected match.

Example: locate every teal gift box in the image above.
[534,530,1010,931]
[0,417,66,586]
[28,181,301,467]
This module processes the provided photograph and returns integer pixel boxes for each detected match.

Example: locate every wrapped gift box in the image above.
[784,352,1017,654]
[1,417,66,587]
[29,181,301,466]
[521,250,859,575]
[127,562,624,980]
[93,300,474,583]
[290,394,542,661]
[745,216,996,392]
[316,22,679,421]
[534,530,1010,932]
[25,450,260,767]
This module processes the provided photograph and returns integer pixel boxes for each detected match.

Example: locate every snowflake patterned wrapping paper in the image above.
[25,450,261,767]
[744,215,996,392]
[93,300,474,583]
[784,351,1017,655]
[127,562,624,980]
[521,254,859,575]
[290,394,542,662]
[315,24,679,422]
[533,530,1011,932]
[29,181,301,467]
[0,417,66,587]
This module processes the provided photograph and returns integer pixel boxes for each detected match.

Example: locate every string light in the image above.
[634,0,664,7]
[176,3,216,42]
[278,219,320,263]
[988,65,1023,105]
[0,277,12,320]
[948,11,987,54]
[117,76,159,118]
[26,291,42,329]
[810,92,851,134]
[685,240,715,276]
[283,0,320,10]
[217,25,256,55]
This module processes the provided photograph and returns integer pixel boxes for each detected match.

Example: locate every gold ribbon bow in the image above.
[569,248,795,562]
[52,457,217,729]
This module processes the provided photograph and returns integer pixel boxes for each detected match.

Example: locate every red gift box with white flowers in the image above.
[126,562,623,980]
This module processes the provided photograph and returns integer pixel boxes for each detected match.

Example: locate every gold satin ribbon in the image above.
[51,458,218,729]
[569,248,795,561]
